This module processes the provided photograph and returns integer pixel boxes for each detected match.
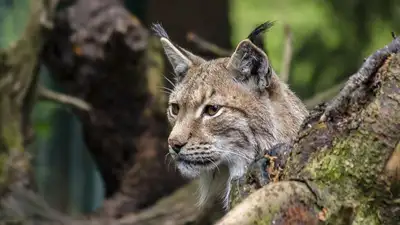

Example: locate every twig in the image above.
[304,81,345,108]
[280,24,293,83]
[38,85,92,111]
[186,32,232,57]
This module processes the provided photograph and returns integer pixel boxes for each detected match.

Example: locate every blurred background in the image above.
[0,0,399,222]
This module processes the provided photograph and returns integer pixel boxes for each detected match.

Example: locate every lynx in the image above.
[152,22,308,209]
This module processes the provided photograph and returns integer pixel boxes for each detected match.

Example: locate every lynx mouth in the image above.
[173,153,222,178]
[176,157,216,166]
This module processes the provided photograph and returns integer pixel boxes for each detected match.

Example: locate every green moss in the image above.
[0,99,24,153]
[0,1,44,192]
[352,204,380,225]
[300,128,389,224]
[0,153,7,185]
[255,217,272,225]
[308,131,383,187]
[2,120,23,152]
[254,203,284,225]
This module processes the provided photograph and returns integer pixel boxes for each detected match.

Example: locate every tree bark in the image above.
[40,0,187,217]
[217,38,400,225]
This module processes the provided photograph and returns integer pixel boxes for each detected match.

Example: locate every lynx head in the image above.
[152,22,307,207]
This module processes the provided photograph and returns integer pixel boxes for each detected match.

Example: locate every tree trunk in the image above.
[40,0,188,217]
[0,0,44,196]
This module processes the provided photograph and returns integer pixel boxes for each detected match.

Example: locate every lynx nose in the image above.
[168,139,187,154]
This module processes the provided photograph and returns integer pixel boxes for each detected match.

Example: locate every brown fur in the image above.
[153,22,308,209]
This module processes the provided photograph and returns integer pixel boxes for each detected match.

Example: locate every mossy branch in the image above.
[217,181,317,225]
[218,37,400,225]
[0,0,49,192]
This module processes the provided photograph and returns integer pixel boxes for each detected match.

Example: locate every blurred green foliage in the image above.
[31,101,58,138]
[231,0,400,98]
[0,0,29,49]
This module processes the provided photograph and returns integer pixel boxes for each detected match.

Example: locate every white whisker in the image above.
[205,157,220,173]
[164,75,176,87]
[164,152,172,172]
[213,149,252,161]
[169,71,176,78]
[164,152,171,163]
[158,86,174,93]
[160,90,172,95]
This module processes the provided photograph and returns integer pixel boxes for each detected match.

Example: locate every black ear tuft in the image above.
[151,23,170,39]
[151,22,206,67]
[247,21,275,44]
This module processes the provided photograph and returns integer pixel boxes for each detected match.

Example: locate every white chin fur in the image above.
[176,162,201,178]
[176,161,217,179]
[196,159,250,210]
[175,153,254,210]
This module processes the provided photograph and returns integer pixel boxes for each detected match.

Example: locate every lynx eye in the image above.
[170,103,180,116]
[204,105,221,116]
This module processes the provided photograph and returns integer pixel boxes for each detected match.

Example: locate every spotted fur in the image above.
[153,22,308,210]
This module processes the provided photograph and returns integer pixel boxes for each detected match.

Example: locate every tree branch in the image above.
[223,39,400,224]
[280,24,293,83]
[216,181,317,225]
[38,85,92,111]
[1,180,222,225]
[320,36,400,121]
[186,32,232,57]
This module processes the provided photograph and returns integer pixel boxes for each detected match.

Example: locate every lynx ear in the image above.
[227,39,272,92]
[152,23,205,81]
[227,21,275,92]
[160,37,193,77]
